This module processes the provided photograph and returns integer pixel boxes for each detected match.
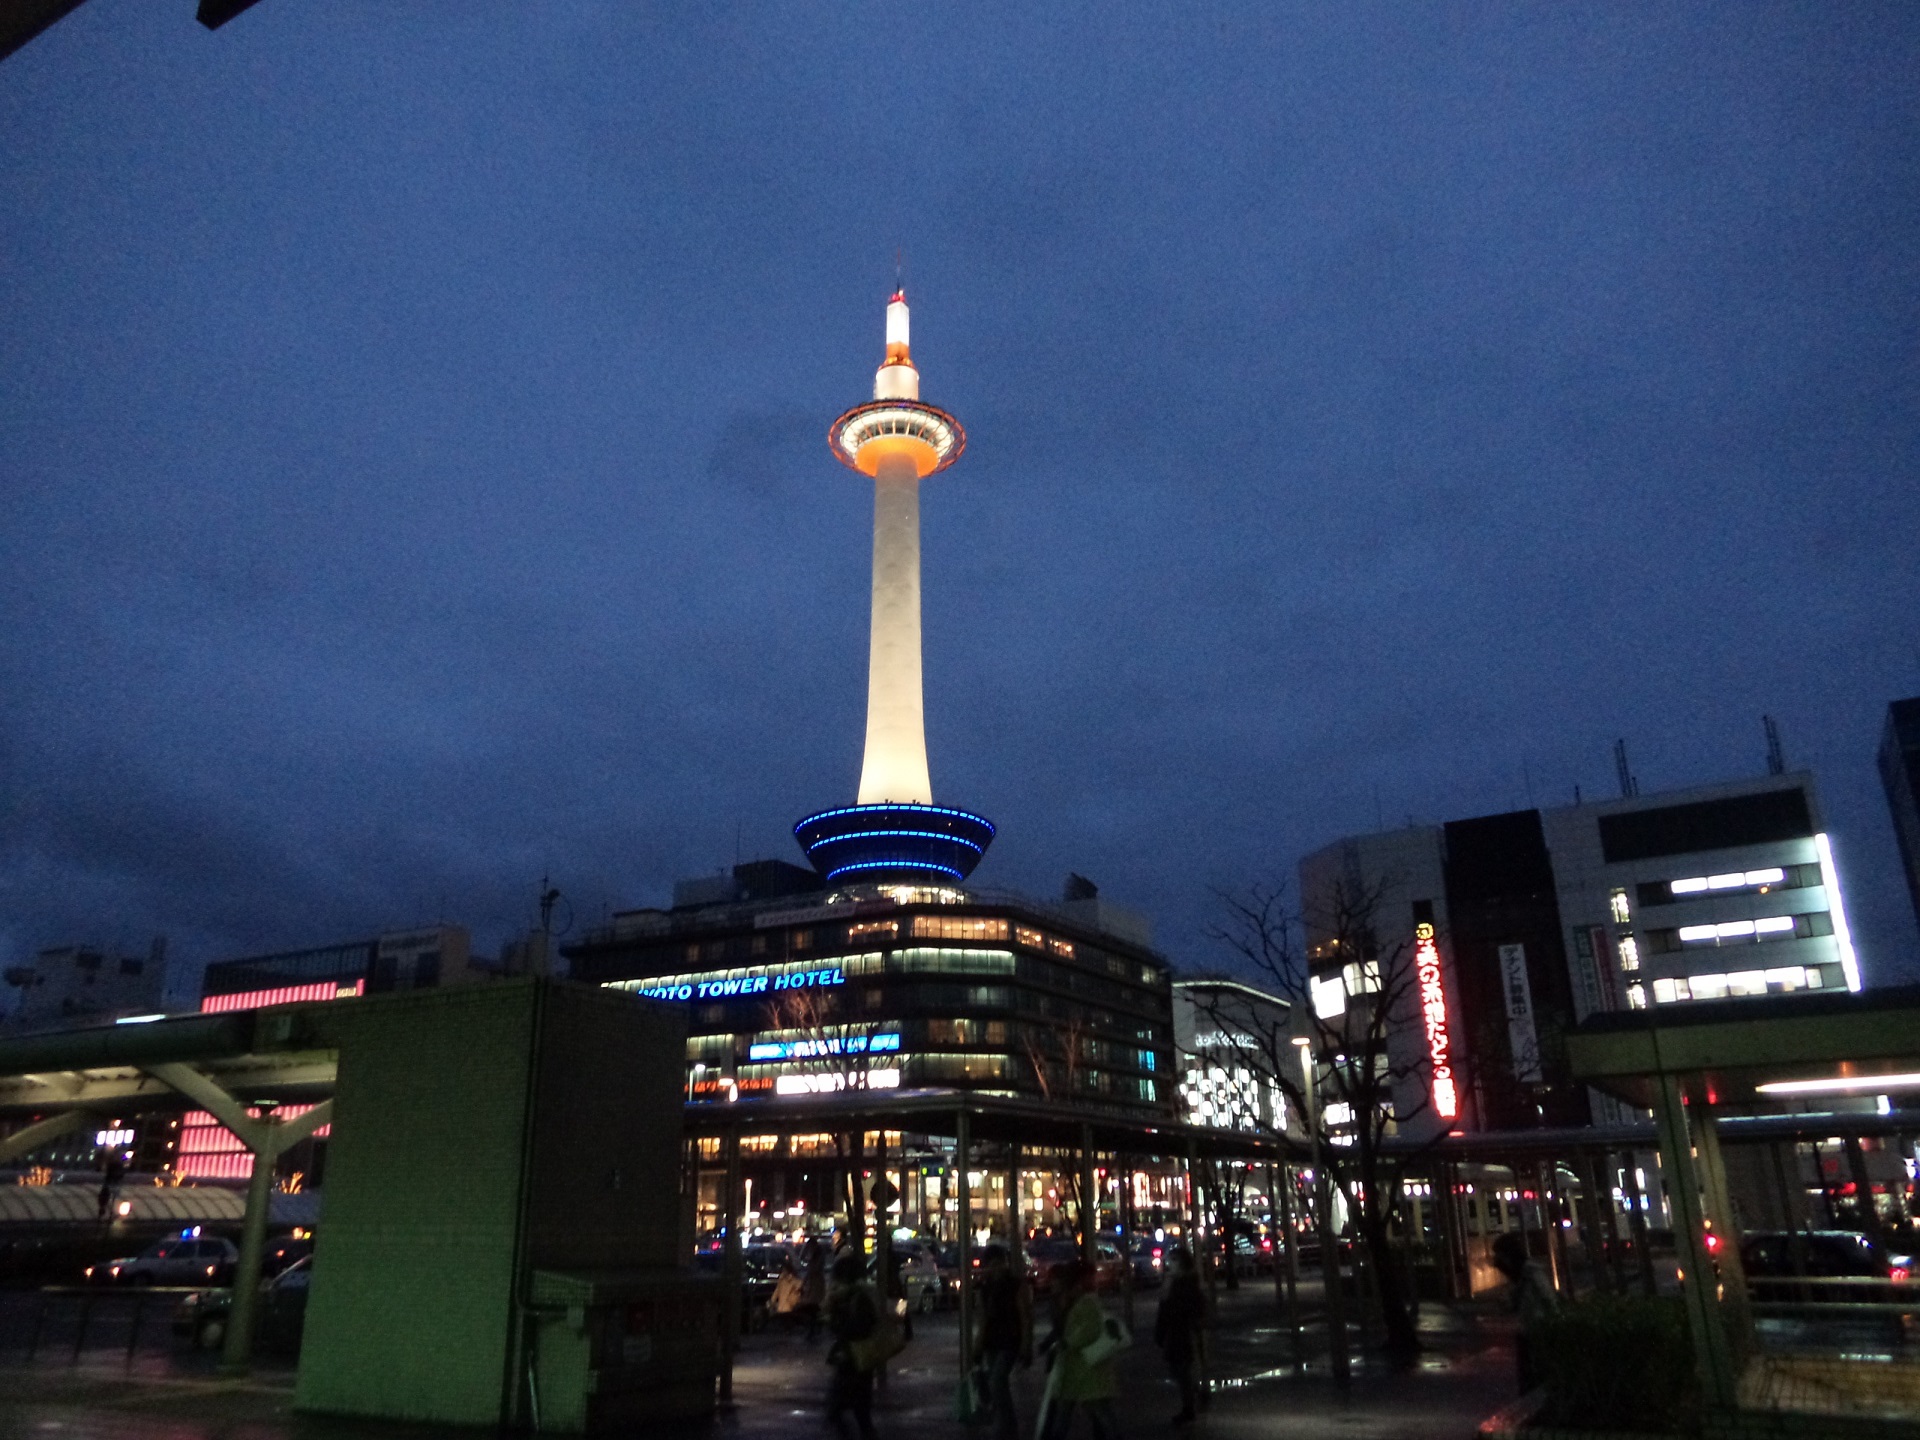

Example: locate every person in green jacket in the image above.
[1039,1261,1119,1440]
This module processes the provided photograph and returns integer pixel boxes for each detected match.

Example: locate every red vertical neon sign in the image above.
[1414,921,1458,1120]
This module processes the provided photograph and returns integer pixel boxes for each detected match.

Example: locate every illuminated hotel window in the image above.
[1048,938,1076,959]
[695,1137,722,1160]
[912,916,1010,941]
[792,929,812,951]
[891,947,1016,975]
[789,1133,836,1158]
[1610,889,1631,924]
[1015,926,1044,950]
[848,920,899,942]
[1627,983,1648,1009]
[740,1135,779,1154]
[927,1018,1008,1045]
[1617,935,1640,973]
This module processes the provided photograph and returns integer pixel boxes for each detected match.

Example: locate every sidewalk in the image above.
[0,1285,1519,1440]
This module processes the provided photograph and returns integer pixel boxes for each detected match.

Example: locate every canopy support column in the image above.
[719,1123,742,1402]
[144,1062,330,1373]
[955,1111,973,1374]
[1651,1074,1737,1410]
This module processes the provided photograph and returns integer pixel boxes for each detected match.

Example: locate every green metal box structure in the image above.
[294,979,693,1428]
[525,1268,723,1431]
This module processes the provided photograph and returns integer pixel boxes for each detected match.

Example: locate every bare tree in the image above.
[760,988,896,1249]
[1196,876,1443,1365]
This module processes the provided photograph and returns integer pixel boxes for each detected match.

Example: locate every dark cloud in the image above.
[1,2,1916,998]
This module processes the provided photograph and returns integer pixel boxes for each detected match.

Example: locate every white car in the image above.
[88,1233,237,1285]
[889,1241,945,1311]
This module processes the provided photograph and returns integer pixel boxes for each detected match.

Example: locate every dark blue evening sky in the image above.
[3,3,1917,998]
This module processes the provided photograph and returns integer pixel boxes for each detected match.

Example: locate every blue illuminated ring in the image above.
[793,802,996,885]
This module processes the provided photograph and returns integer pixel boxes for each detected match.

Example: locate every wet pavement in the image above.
[0,1282,1520,1439]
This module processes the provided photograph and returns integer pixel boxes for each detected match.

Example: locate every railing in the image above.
[1746,1273,1919,1318]
[17,1285,217,1365]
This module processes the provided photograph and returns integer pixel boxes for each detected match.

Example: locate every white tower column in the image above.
[858,452,932,804]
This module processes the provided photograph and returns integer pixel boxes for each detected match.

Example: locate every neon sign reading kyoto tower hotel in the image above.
[794,291,997,882]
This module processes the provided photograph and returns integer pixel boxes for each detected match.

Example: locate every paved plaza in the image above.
[0,1284,1520,1440]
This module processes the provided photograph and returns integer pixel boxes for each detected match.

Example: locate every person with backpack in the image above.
[1038,1261,1122,1440]
[826,1249,884,1440]
[1153,1246,1206,1425]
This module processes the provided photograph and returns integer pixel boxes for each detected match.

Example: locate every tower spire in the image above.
[796,286,994,885]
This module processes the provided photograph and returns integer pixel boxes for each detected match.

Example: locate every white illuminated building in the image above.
[1172,978,1293,1136]
[1299,769,1865,1138]
[1543,772,1862,1008]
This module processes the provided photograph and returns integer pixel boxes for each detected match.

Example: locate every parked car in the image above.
[1025,1238,1129,1294]
[692,1246,784,1331]
[172,1255,311,1353]
[86,1233,238,1286]
[888,1239,946,1310]
[1740,1230,1915,1308]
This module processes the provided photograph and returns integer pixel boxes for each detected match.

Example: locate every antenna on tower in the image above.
[1613,739,1639,798]
[1764,714,1786,776]
[894,248,903,291]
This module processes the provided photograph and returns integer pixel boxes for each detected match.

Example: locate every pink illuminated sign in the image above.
[1414,922,1458,1120]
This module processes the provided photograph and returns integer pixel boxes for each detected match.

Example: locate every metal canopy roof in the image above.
[0,1005,1290,1163]
[0,1004,348,1120]
[1565,985,1920,1109]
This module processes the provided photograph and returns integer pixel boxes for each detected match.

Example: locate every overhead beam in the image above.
[146,1061,267,1146]
[0,1060,336,1116]
[0,0,89,64]
[0,1107,96,1165]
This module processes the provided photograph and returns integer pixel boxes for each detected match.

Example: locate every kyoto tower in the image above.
[794,290,996,884]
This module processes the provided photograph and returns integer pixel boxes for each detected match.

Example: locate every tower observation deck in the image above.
[796,291,995,884]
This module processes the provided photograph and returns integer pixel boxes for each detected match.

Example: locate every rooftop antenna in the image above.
[1613,739,1638,799]
[1764,715,1786,776]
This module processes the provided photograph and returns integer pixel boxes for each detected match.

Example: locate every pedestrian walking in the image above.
[1491,1230,1557,1394]
[973,1244,1034,1440]
[800,1235,827,1343]
[1153,1246,1205,1425]
[885,1241,914,1341]
[826,1250,882,1440]
[1037,1261,1123,1440]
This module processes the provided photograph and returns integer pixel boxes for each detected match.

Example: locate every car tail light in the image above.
[1261,1238,1272,1251]
[1892,1266,1911,1284]
[1703,1233,1721,1254]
